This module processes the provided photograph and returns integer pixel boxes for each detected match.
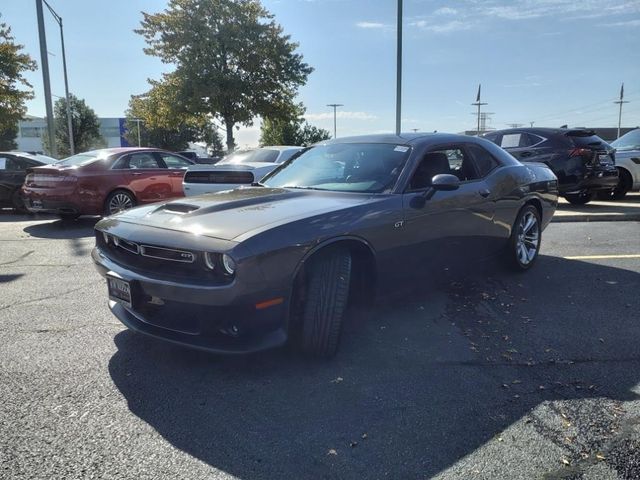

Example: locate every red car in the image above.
[21,148,194,218]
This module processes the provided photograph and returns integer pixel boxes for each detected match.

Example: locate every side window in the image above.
[524,133,544,147]
[501,133,533,148]
[409,147,478,190]
[160,153,192,168]
[5,158,24,170]
[128,153,162,169]
[466,144,500,178]
[483,133,500,145]
[0,157,8,170]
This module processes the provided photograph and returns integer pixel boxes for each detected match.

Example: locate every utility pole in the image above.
[43,0,74,155]
[614,82,629,139]
[395,0,403,136]
[326,104,343,138]
[507,123,524,128]
[36,0,57,157]
[471,84,487,135]
[411,128,419,132]
[530,121,535,128]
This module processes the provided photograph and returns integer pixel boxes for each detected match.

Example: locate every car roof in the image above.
[487,127,597,136]
[319,132,478,146]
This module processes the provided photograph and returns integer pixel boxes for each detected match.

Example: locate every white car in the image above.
[599,128,640,200]
[182,146,303,196]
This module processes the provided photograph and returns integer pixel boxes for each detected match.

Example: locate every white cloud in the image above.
[433,7,458,16]
[411,20,471,33]
[601,19,640,27]
[304,111,378,121]
[355,21,387,29]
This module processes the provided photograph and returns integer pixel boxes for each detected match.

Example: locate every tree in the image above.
[43,94,105,157]
[260,105,331,146]
[0,17,36,150]
[136,0,313,151]
[124,74,223,152]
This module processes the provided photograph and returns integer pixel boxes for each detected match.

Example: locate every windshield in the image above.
[219,148,280,165]
[611,129,640,151]
[55,150,111,167]
[262,143,411,193]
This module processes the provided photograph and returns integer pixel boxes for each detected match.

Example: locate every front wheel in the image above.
[105,190,136,216]
[507,205,541,271]
[564,192,594,205]
[298,248,352,358]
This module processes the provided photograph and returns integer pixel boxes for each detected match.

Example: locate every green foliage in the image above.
[260,105,331,146]
[0,17,36,150]
[124,74,223,152]
[136,0,313,151]
[43,94,105,157]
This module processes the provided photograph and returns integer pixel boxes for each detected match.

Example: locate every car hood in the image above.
[107,187,381,241]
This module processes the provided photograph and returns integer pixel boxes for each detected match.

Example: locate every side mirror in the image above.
[431,174,460,191]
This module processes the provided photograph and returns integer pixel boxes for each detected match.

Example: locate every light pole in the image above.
[395,0,403,135]
[43,0,74,155]
[131,118,143,147]
[35,0,57,157]
[614,83,629,139]
[471,84,487,135]
[326,104,343,138]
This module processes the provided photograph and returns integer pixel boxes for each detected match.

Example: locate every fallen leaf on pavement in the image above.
[327,449,338,456]
[331,377,344,383]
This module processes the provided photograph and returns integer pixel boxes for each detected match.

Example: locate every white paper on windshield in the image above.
[394,146,409,153]
[0,158,6,170]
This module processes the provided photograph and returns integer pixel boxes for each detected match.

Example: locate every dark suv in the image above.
[483,128,617,204]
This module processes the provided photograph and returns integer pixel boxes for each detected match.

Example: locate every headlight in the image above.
[204,252,216,271]
[222,254,236,275]
[102,231,109,244]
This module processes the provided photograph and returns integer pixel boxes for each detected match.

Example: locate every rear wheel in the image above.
[11,190,27,213]
[564,192,594,205]
[507,205,541,271]
[596,168,632,201]
[105,190,136,216]
[298,248,352,358]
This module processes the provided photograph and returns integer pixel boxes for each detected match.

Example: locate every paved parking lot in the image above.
[1,213,639,479]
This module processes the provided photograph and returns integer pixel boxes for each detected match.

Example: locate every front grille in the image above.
[96,232,230,284]
[184,170,254,184]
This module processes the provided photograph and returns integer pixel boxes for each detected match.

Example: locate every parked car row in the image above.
[482,128,619,205]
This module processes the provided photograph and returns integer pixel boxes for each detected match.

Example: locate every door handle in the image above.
[478,188,491,198]
[132,172,142,176]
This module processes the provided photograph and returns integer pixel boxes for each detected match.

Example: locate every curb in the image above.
[551,213,640,223]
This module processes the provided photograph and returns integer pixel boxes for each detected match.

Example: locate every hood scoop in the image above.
[153,203,201,215]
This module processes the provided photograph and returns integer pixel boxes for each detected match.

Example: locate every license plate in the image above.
[598,154,612,165]
[31,200,43,209]
[107,275,132,308]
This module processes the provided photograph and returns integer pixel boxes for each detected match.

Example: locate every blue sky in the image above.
[2,0,640,147]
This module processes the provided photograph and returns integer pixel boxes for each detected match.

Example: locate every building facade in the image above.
[16,117,128,154]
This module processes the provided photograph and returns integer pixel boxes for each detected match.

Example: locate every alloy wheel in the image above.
[516,211,539,266]
[109,193,134,214]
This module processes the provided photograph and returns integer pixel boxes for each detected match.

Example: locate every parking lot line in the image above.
[563,254,640,260]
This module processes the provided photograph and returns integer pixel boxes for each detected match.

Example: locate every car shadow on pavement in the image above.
[22,216,99,240]
[0,210,57,222]
[108,256,640,479]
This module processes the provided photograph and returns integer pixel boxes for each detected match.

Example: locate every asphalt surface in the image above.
[1,212,639,480]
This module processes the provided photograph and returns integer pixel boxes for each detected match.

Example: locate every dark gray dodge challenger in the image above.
[92,133,558,357]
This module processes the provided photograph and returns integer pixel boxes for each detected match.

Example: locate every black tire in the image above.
[299,248,352,358]
[564,192,594,205]
[59,213,80,221]
[596,168,632,201]
[105,190,136,216]
[507,205,541,271]
[10,190,27,213]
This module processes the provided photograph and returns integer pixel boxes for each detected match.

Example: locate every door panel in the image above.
[157,153,192,197]
[118,153,172,203]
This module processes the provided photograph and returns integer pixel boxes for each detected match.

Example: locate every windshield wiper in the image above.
[251,182,265,187]
[282,185,327,191]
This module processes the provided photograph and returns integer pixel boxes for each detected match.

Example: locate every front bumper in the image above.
[93,247,290,354]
